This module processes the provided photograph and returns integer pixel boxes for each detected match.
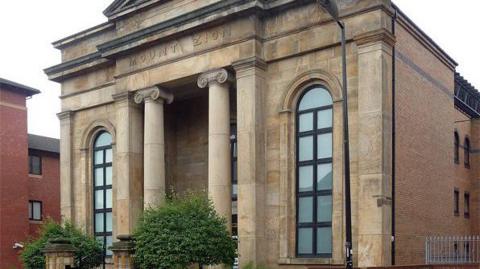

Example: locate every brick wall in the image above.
[394,18,473,265]
[28,150,60,235]
[0,87,30,269]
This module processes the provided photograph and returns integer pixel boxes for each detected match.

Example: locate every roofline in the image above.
[28,134,60,154]
[0,78,41,96]
[52,21,115,49]
[392,3,458,69]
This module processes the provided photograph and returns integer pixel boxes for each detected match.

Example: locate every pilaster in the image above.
[57,110,74,223]
[232,57,267,267]
[112,91,144,235]
[354,29,395,267]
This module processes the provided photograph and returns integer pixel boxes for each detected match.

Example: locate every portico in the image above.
[46,0,404,268]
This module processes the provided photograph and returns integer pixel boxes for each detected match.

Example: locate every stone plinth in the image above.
[111,235,135,269]
[43,238,76,269]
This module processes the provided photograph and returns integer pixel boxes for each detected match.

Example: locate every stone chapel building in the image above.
[45,0,480,268]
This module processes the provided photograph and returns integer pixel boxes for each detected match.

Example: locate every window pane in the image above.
[317,133,332,159]
[95,168,103,187]
[299,136,314,161]
[94,151,103,165]
[106,212,112,232]
[317,227,332,255]
[95,213,104,232]
[33,202,41,220]
[96,236,104,245]
[317,195,332,222]
[317,109,332,129]
[105,149,112,163]
[299,87,333,111]
[299,113,314,132]
[298,228,313,254]
[299,166,313,192]
[298,197,313,223]
[95,190,104,209]
[317,163,333,191]
[30,156,41,174]
[106,236,113,256]
[28,202,32,219]
[105,167,112,185]
[95,132,112,147]
[106,189,112,209]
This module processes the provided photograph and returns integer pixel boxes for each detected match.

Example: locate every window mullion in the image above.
[312,108,318,255]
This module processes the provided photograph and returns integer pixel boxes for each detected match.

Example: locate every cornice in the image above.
[45,0,395,82]
[97,0,263,58]
[232,56,267,71]
[57,110,74,120]
[354,29,396,48]
[52,22,115,49]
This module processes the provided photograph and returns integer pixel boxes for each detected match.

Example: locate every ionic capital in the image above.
[134,86,174,104]
[197,68,233,89]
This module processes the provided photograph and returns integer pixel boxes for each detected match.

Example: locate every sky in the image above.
[0,0,479,139]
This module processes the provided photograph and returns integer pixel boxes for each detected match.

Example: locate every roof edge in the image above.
[0,78,41,96]
[393,3,458,70]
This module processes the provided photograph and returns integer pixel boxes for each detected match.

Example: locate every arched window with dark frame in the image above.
[464,137,470,168]
[296,85,333,258]
[93,131,113,260]
[454,132,459,164]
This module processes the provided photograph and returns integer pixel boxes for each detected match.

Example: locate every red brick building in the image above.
[0,78,60,269]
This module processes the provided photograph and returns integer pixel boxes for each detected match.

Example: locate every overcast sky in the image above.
[0,0,479,139]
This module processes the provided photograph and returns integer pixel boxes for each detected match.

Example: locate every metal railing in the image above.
[426,236,480,264]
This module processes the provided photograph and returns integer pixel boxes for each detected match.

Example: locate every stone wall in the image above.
[47,0,470,268]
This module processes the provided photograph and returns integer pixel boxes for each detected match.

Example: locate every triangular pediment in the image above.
[103,0,152,17]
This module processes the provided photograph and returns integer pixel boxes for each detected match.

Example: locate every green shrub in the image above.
[21,220,103,269]
[134,191,237,269]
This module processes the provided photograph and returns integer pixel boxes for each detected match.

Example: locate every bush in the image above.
[21,220,103,269]
[134,192,237,269]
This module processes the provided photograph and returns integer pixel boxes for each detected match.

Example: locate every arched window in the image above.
[464,137,470,168]
[93,131,113,257]
[454,132,459,164]
[296,86,333,258]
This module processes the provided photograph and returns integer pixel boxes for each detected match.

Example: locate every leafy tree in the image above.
[134,192,237,269]
[21,220,103,269]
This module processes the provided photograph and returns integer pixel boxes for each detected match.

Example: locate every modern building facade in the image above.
[45,0,479,267]
[0,78,61,269]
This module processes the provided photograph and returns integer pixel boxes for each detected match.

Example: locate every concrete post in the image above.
[43,238,76,269]
[198,68,233,231]
[111,235,135,269]
[134,87,173,208]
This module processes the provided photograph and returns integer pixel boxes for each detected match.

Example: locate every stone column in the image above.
[134,87,173,208]
[111,235,135,269]
[43,239,75,269]
[232,57,266,267]
[354,29,395,267]
[198,69,233,231]
[57,111,74,222]
[113,92,144,236]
